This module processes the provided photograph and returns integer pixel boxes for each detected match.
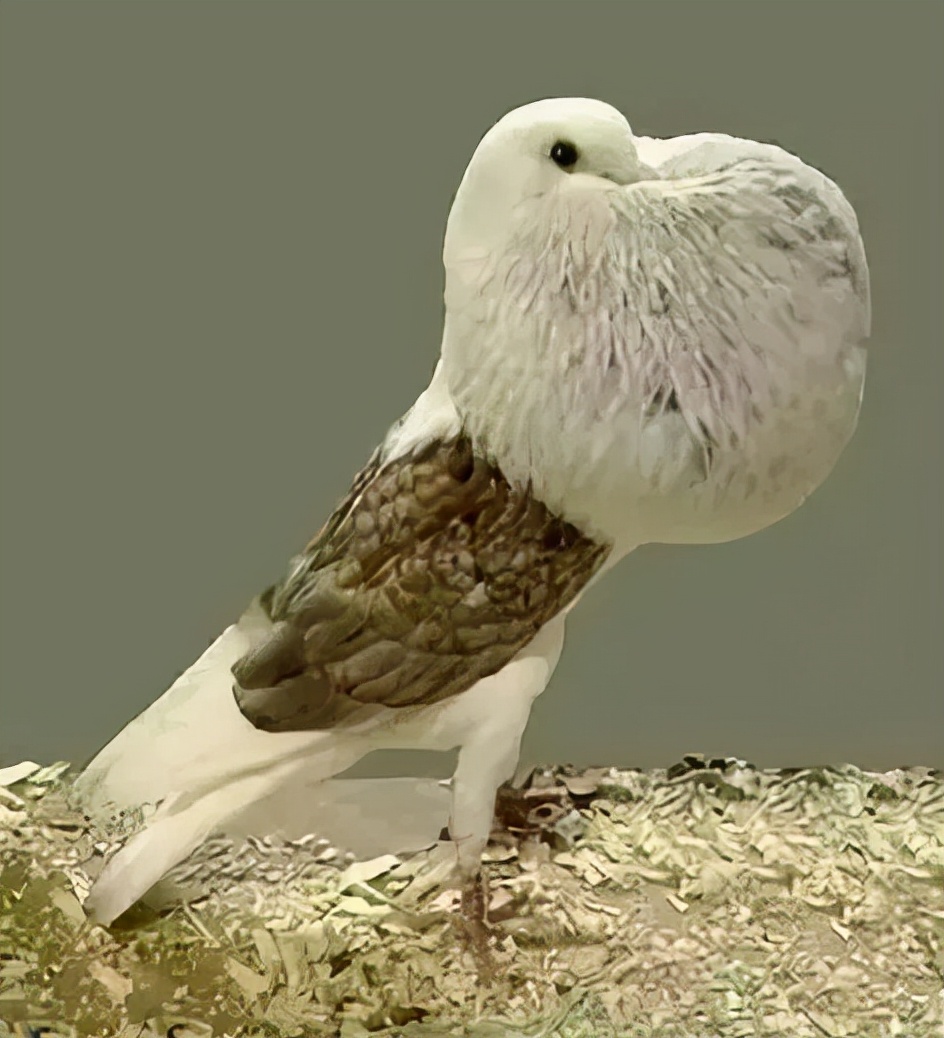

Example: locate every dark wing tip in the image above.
[231,620,306,690]
[233,672,368,732]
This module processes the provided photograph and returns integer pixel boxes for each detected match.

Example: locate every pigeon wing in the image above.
[232,435,609,732]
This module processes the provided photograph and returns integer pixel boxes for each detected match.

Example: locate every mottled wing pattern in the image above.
[233,436,610,732]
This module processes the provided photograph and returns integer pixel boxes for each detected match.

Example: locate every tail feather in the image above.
[83,760,303,925]
[75,604,271,817]
[74,602,381,923]
[74,602,356,819]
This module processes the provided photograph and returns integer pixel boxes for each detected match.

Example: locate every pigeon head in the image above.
[443,97,649,272]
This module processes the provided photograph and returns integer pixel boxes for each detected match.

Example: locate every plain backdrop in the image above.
[1,1,941,777]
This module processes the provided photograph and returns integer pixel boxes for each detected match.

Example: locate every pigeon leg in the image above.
[446,739,519,976]
[457,865,493,977]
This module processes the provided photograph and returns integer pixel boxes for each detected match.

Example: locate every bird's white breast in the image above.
[441,140,869,558]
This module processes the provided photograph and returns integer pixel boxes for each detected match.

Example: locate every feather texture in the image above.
[442,133,868,552]
[74,100,870,927]
[232,435,608,731]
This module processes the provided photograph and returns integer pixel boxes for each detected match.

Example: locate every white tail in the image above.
[83,756,320,924]
[74,603,375,924]
[74,603,358,816]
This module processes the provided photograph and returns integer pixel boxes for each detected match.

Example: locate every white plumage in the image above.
[73,98,869,926]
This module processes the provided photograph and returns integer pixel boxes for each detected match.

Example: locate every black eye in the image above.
[549,140,579,169]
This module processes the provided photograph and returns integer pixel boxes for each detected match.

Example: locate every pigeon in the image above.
[74,97,869,927]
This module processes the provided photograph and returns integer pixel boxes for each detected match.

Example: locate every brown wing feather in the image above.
[232,435,609,732]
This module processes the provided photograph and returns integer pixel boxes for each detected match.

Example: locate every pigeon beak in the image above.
[601,161,659,186]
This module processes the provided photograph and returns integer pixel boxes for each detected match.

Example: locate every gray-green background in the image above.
[1,1,941,776]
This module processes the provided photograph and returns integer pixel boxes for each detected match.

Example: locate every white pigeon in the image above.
[74,97,869,927]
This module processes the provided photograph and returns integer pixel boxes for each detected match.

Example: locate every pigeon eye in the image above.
[549,141,579,169]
